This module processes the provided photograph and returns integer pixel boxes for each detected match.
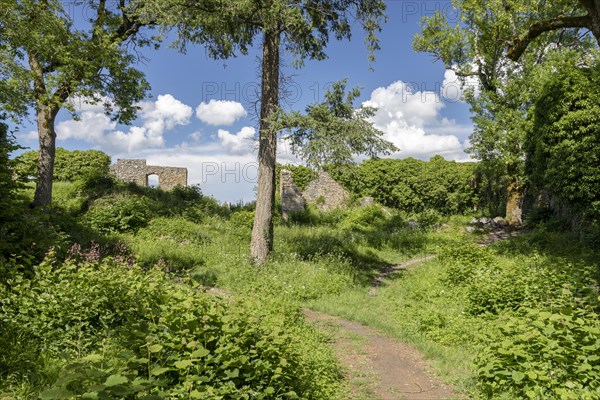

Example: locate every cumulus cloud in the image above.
[364,81,471,160]
[217,126,256,154]
[441,69,481,102]
[54,94,192,153]
[196,100,247,126]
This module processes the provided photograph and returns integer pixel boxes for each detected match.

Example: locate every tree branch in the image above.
[507,14,592,61]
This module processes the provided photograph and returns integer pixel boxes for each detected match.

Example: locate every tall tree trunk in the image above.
[32,104,59,207]
[505,177,525,225]
[250,30,280,264]
[581,1,600,42]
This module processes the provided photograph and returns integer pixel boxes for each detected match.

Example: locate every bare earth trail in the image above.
[304,309,455,400]
[304,226,525,399]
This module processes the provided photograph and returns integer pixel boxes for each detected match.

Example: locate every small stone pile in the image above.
[466,216,508,233]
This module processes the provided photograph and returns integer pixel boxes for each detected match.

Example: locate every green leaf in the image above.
[512,371,525,383]
[148,344,163,353]
[174,359,193,369]
[39,388,75,399]
[150,367,171,376]
[104,374,129,387]
[191,347,210,358]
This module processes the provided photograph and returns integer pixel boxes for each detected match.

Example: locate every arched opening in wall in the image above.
[147,174,159,188]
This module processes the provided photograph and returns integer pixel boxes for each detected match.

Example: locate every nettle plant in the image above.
[476,288,600,400]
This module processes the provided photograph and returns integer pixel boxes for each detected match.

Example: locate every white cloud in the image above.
[441,69,481,102]
[140,94,192,132]
[217,126,255,154]
[54,94,192,153]
[364,80,472,161]
[196,100,247,126]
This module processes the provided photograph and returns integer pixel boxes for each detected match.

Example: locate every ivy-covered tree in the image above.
[528,62,600,222]
[0,0,152,207]
[413,0,596,223]
[144,0,387,263]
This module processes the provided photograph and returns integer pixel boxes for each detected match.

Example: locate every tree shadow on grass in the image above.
[283,231,400,287]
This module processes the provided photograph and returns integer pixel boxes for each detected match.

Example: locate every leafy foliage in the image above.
[15,147,110,182]
[330,156,478,214]
[0,120,23,223]
[477,291,600,400]
[0,254,341,399]
[528,62,600,221]
[85,194,156,234]
[279,79,397,167]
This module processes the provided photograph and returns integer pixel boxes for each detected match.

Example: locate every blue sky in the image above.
[16,0,476,203]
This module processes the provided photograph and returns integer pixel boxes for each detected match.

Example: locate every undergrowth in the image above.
[3,179,600,399]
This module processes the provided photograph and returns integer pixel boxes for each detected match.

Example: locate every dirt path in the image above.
[369,255,436,296]
[304,309,455,400]
[306,225,527,398]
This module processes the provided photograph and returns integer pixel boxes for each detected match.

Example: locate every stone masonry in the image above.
[280,169,350,215]
[280,169,306,221]
[110,159,187,190]
[303,171,350,211]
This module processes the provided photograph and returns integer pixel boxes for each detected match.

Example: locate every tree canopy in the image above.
[0,0,152,206]
[143,0,387,263]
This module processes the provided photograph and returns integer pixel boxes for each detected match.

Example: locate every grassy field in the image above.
[2,181,599,399]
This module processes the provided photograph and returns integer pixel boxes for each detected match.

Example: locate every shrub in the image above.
[476,290,600,400]
[85,194,156,233]
[439,243,497,285]
[0,254,342,399]
[340,204,388,231]
[329,156,479,214]
[230,210,255,230]
[15,147,110,182]
[414,209,443,229]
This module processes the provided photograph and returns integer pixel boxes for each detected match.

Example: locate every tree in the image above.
[527,62,600,222]
[144,0,387,263]
[505,1,600,61]
[279,79,396,167]
[413,0,596,224]
[0,117,23,222]
[0,0,152,207]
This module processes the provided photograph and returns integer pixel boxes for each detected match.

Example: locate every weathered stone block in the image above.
[303,171,349,211]
[110,159,188,190]
[280,169,306,221]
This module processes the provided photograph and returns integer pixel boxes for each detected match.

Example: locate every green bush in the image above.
[340,205,388,231]
[0,254,342,399]
[15,147,110,182]
[476,290,600,400]
[439,243,497,285]
[414,209,443,229]
[230,210,255,230]
[85,194,156,233]
[329,156,479,214]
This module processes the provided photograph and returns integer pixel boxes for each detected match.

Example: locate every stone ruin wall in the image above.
[280,169,350,217]
[280,169,306,221]
[110,159,188,190]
